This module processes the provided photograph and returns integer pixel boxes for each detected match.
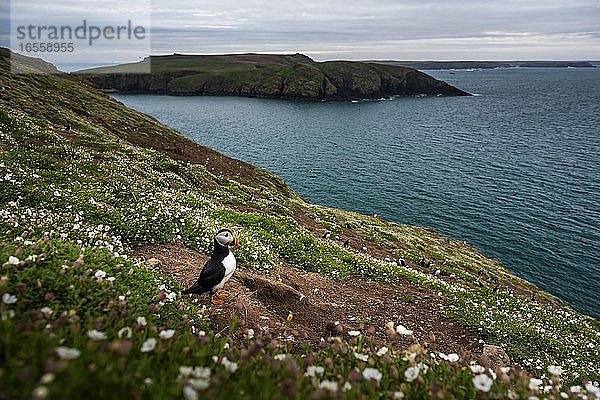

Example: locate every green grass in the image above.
[77,53,314,74]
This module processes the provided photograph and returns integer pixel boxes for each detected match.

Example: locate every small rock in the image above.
[483,344,511,368]
[146,258,160,267]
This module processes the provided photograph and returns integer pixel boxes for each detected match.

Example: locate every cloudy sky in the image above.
[2,0,599,68]
[150,0,600,60]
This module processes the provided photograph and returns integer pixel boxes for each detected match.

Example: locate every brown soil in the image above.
[135,243,484,359]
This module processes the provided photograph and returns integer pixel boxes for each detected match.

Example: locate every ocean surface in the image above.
[113,67,600,319]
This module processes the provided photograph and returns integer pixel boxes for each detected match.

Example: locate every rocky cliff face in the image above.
[80,71,191,94]
[79,54,470,100]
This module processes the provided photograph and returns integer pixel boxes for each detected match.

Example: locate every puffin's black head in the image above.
[214,229,240,249]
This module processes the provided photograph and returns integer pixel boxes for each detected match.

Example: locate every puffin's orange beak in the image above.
[232,237,240,248]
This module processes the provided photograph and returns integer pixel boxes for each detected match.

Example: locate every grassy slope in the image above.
[81,53,314,74]
[1,50,599,399]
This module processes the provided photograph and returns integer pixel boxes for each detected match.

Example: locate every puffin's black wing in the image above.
[183,258,226,295]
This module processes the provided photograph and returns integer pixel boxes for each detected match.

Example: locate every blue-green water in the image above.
[114,67,600,319]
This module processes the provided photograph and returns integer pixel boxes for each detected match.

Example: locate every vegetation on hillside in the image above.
[76,53,470,100]
[1,49,599,399]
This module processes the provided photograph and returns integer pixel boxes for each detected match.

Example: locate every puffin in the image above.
[183,229,240,304]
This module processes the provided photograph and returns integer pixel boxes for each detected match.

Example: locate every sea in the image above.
[113,67,600,319]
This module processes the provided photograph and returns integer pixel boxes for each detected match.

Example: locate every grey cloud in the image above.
[4,0,600,61]
[149,0,600,54]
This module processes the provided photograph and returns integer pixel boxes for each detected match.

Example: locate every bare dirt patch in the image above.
[135,243,484,358]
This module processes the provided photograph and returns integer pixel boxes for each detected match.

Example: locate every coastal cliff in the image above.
[1,48,598,399]
[76,53,470,100]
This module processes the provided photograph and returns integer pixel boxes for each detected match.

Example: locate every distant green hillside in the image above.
[76,53,470,100]
[367,60,597,70]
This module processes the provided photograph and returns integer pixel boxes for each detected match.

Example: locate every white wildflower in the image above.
[183,385,198,400]
[189,378,210,390]
[159,329,176,339]
[140,338,157,352]
[40,307,53,317]
[2,293,17,304]
[94,270,106,279]
[447,353,459,362]
[274,354,287,361]
[33,386,49,398]
[586,383,600,397]
[40,373,55,384]
[396,325,413,335]
[348,330,361,336]
[166,292,176,302]
[319,380,338,392]
[86,330,107,340]
[244,329,254,339]
[8,256,19,265]
[470,364,486,374]
[548,365,564,376]
[394,391,405,399]
[220,357,238,373]
[118,327,132,339]
[529,378,543,391]
[473,374,493,392]
[362,367,382,383]
[376,346,389,357]
[305,366,325,377]
[55,346,81,360]
[354,352,369,362]
[137,316,147,326]
[179,366,193,378]
[192,367,211,380]
[404,365,420,382]
[343,382,352,392]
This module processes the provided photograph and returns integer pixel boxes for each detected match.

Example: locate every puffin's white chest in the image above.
[215,251,236,290]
